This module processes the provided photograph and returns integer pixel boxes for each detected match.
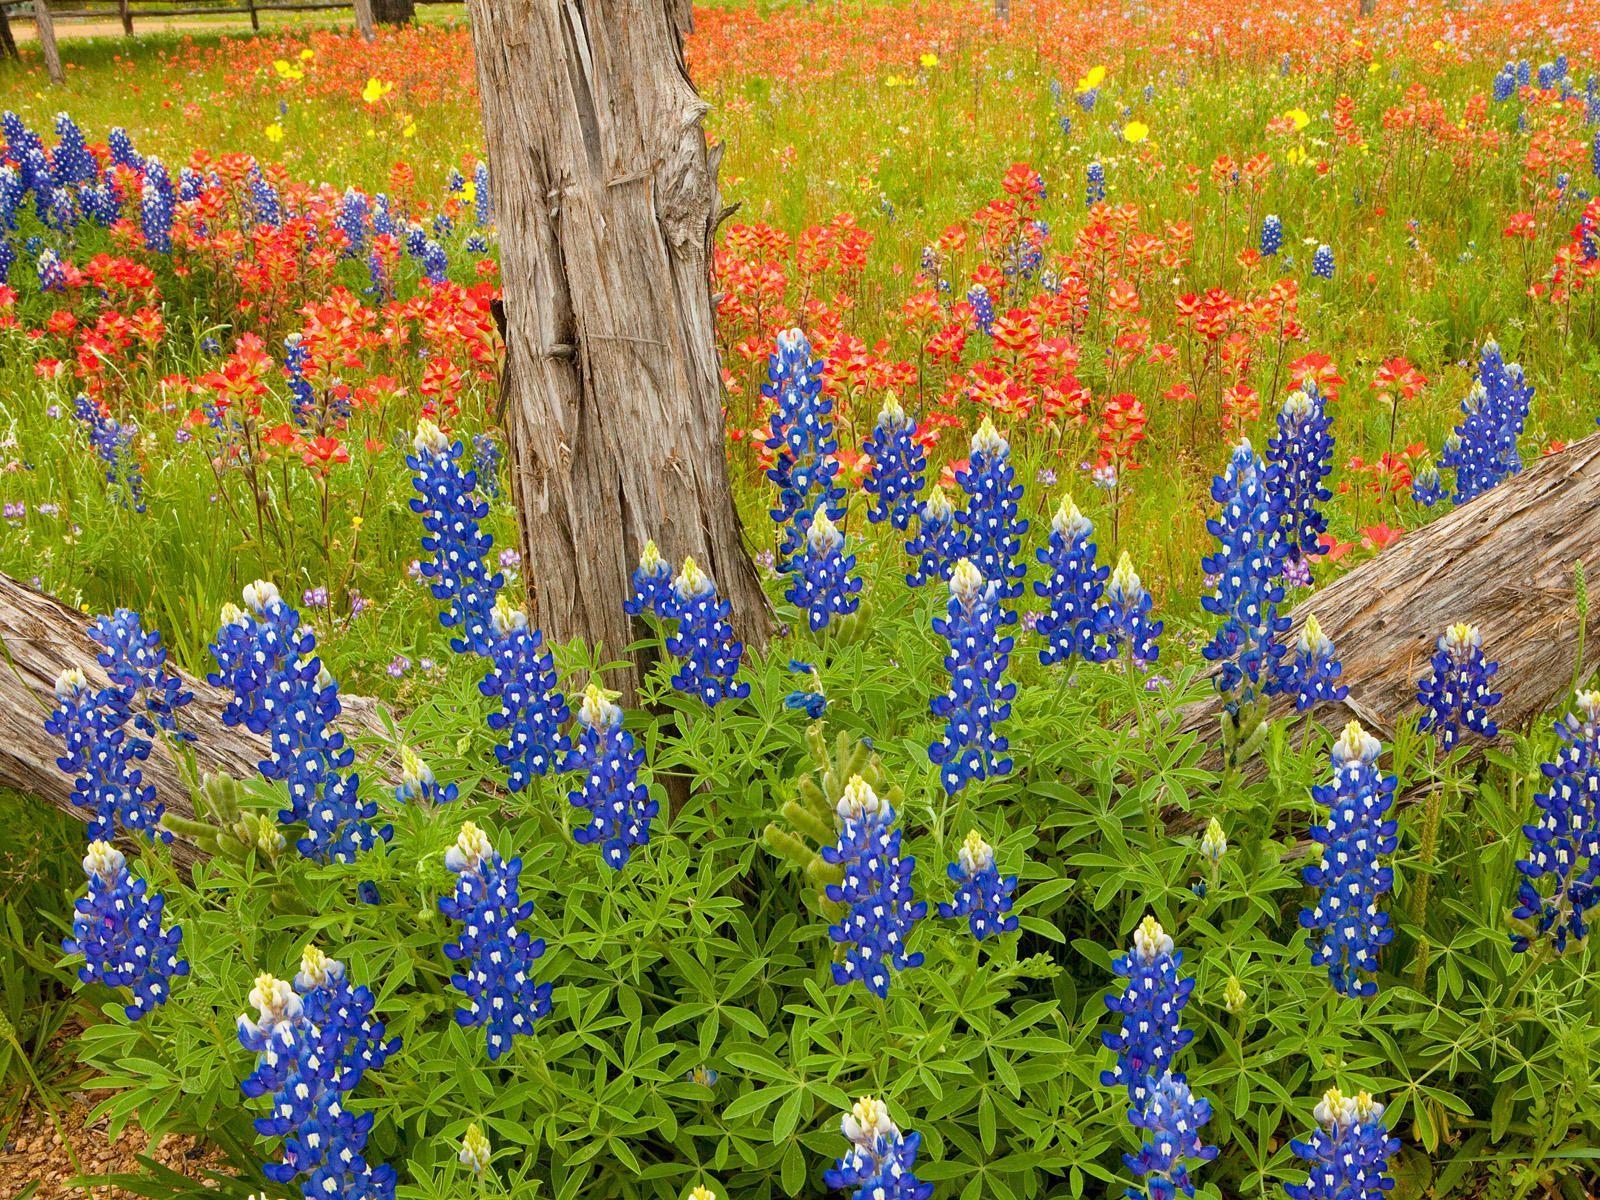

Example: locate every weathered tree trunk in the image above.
[463,0,771,698]
[34,0,62,85]
[1358,0,1378,14]
[371,0,413,25]
[993,0,1009,21]
[117,0,132,36]
[0,573,391,866]
[1178,433,1600,751]
[353,0,377,41]
[1,4,21,60]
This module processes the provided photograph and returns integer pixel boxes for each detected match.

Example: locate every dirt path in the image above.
[7,14,308,41]
[0,1096,225,1199]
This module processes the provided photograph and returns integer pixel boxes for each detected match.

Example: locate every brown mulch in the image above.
[0,1094,226,1199]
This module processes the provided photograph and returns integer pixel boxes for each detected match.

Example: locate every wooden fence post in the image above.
[0,4,19,62]
[34,0,63,85]
[246,0,260,32]
[117,0,132,35]
[353,0,375,41]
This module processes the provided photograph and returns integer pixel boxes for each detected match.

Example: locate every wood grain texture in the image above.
[1178,432,1600,749]
[34,0,63,84]
[465,0,771,699]
[0,572,392,864]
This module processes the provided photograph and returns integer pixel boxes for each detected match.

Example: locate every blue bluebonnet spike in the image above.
[1417,622,1502,749]
[929,559,1017,795]
[63,841,187,1020]
[1512,690,1600,953]
[938,831,1018,940]
[1285,1089,1400,1200]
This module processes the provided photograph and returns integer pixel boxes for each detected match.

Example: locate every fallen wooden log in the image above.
[0,572,393,864]
[1177,432,1600,752]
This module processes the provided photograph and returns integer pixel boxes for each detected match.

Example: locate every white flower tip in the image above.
[490,594,528,637]
[836,774,886,824]
[448,821,493,874]
[54,666,89,699]
[673,556,712,599]
[949,558,984,604]
[242,579,281,614]
[1333,720,1380,766]
[877,392,907,429]
[638,539,665,575]
[922,486,953,523]
[1052,494,1090,539]
[842,1095,898,1148]
[578,683,621,731]
[958,830,994,874]
[411,418,449,456]
[1133,914,1174,961]
[83,839,124,881]
[806,511,842,555]
[1110,551,1142,598]
[1442,622,1480,655]
[971,416,1007,457]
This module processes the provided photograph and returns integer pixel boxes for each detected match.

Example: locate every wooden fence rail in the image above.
[0,0,464,81]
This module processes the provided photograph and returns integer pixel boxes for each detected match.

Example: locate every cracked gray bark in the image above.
[1176,432,1600,755]
[0,572,391,866]
[464,0,771,700]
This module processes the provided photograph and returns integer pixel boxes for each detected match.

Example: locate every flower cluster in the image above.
[88,608,193,739]
[237,952,399,1200]
[1266,386,1334,568]
[564,685,657,870]
[624,540,675,617]
[1437,341,1534,504]
[1035,495,1112,668]
[63,841,187,1020]
[73,394,146,512]
[954,418,1028,606]
[209,582,390,862]
[1411,463,1444,507]
[862,394,926,529]
[929,560,1017,795]
[1312,244,1335,278]
[1261,213,1283,256]
[904,486,962,588]
[1124,1075,1219,1200]
[764,327,843,566]
[823,1097,934,1200]
[408,420,504,656]
[1300,722,1397,997]
[786,512,862,632]
[1512,691,1600,953]
[395,747,458,806]
[938,831,1018,940]
[480,596,570,791]
[1200,439,1289,701]
[438,822,553,1060]
[45,666,165,842]
[822,777,926,997]
[1279,615,1349,712]
[1416,622,1501,749]
[663,558,750,706]
[1101,916,1196,1113]
[1284,1089,1399,1200]
[1102,552,1163,667]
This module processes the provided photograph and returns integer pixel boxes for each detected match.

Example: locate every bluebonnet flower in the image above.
[63,841,187,1020]
[1592,128,1599,179]
[209,582,391,863]
[822,777,926,997]
[1438,341,1533,504]
[764,328,843,567]
[408,420,504,655]
[1300,722,1397,997]
[966,284,995,335]
[1102,552,1163,667]
[1267,387,1334,568]
[108,126,143,170]
[474,161,493,226]
[472,432,503,498]
[1312,244,1335,279]
[786,512,862,631]
[283,334,316,426]
[438,822,553,1060]
[459,1124,491,1176]
[0,236,13,284]
[1035,494,1112,667]
[863,394,926,528]
[624,539,674,617]
[480,596,570,791]
[663,558,749,706]
[824,1097,934,1200]
[955,418,1029,606]
[1200,818,1227,866]
[37,247,66,292]
[140,157,175,253]
[1411,462,1443,507]
[432,212,455,240]
[1200,439,1290,701]
[247,165,281,227]
[237,955,398,1200]
[1417,622,1501,749]
[905,486,961,588]
[51,113,96,185]
[395,747,458,805]
[1512,691,1600,953]
[929,560,1016,795]
[1101,916,1195,1114]
[563,685,657,869]
[1124,1074,1219,1200]
[45,667,165,843]
[88,608,192,739]
[74,394,146,512]
[1285,1089,1400,1200]
[784,659,827,718]
[1279,615,1349,712]
[420,239,449,284]
[1261,213,1283,257]
[1087,161,1106,206]
[337,188,370,255]
[1492,63,1516,102]
[938,831,1018,940]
